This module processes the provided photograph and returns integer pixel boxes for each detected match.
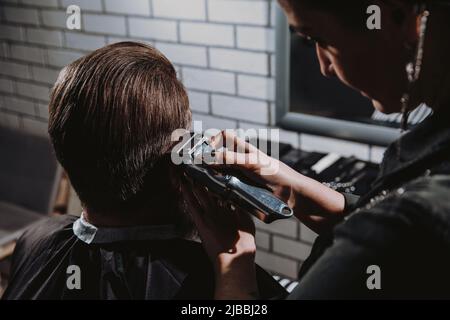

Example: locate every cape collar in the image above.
[73,212,185,244]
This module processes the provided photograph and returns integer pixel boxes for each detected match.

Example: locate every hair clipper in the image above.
[173,133,293,223]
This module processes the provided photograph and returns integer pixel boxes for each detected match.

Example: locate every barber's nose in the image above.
[316,45,335,78]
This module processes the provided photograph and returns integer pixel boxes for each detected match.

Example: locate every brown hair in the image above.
[280,0,417,29]
[279,0,371,28]
[49,42,191,224]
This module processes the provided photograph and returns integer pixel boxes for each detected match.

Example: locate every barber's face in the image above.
[279,1,418,114]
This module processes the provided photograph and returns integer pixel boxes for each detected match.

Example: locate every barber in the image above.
[182,0,450,299]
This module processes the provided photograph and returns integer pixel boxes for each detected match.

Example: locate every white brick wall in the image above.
[128,18,178,41]
[60,0,102,12]
[105,0,151,16]
[2,96,35,116]
[256,250,299,279]
[183,67,235,94]
[273,236,312,261]
[208,0,269,26]
[22,0,58,8]
[37,102,49,119]
[41,10,66,28]
[188,90,209,113]
[47,49,83,67]
[237,26,275,52]
[10,44,46,64]
[180,22,234,47]
[0,25,24,41]
[26,28,63,46]
[83,14,126,36]
[156,42,207,67]
[211,94,268,124]
[192,113,237,131]
[153,0,206,21]
[254,218,298,238]
[0,110,21,128]
[65,32,106,51]
[0,61,31,79]
[0,43,6,58]
[255,231,270,250]
[0,0,382,279]
[31,66,59,85]
[238,74,275,100]
[4,7,39,25]
[0,0,17,5]
[300,223,318,244]
[0,44,6,58]
[16,81,50,101]
[210,48,269,75]
[0,78,14,94]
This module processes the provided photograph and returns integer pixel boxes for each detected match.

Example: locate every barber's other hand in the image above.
[209,130,346,234]
[181,177,258,299]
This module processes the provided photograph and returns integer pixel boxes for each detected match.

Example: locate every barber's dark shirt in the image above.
[291,107,450,299]
[3,214,286,300]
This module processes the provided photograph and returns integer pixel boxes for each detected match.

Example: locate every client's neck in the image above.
[83,207,173,228]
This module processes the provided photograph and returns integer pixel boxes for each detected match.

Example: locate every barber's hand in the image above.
[209,130,346,234]
[181,176,258,300]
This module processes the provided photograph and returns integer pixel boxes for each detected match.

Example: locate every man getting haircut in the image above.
[3,42,285,300]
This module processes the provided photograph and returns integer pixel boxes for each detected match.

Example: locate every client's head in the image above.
[49,42,192,229]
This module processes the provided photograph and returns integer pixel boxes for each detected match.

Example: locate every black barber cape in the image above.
[3,214,287,300]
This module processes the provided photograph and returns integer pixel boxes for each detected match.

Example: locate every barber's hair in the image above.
[281,0,419,29]
[49,42,191,218]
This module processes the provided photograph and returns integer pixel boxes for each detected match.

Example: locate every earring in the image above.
[397,7,430,159]
[402,8,430,130]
